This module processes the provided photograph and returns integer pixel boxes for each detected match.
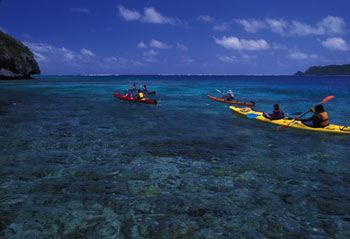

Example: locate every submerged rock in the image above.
[0,30,40,79]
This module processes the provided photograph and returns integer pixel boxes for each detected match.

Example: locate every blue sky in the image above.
[1,0,349,75]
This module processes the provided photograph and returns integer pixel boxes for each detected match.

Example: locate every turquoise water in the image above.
[1,75,350,238]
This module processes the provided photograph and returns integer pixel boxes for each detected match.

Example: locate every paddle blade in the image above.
[277,124,290,131]
[320,95,334,104]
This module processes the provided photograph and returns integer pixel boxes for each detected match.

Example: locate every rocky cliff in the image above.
[295,64,350,75]
[0,30,40,79]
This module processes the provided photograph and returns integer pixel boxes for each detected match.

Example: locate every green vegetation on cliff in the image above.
[0,30,40,79]
[295,64,350,76]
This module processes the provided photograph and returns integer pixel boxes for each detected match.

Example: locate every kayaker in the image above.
[142,85,148,93]
[222,90,235,101]
[263,104,285,120]
[126,90,133,98]
[129,84,137,92]
[298,104,329,127]
[135,89,145,99]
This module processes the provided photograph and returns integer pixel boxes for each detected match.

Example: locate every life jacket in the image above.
[273,109,285,119]
[139,92,144,98]
[227,93,235,100]
[319,112,329,127]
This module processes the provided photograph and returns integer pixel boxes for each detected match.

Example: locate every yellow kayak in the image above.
[229,106,350,135]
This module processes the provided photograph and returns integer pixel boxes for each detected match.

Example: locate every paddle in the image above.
[216,89,222,94]
[277,95,334,131]
[246,112,301,119]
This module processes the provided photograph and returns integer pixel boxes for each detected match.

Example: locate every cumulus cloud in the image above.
[176,43,188,51]
[150,39,171,49]
[118,5,180,25]
[287,51,318,60]
[80,48,96,57]
[118,5,141,21]
[25,42,110,66]
[143,49,158,56]
[142,7,179,25]
[321,37,348,51]
[144,39,187,51]
[137,42,148,48]
[218,56,236,63]
[235,19,266,33]
[213,23,230,31]
[238,16,346,36]
[197,15,215,23]
[214,36,270,51]
[265,18,288,35]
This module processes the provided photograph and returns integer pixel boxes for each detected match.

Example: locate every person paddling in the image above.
[135,89,145,100]
[222,90,235,101]
[142,85,148,93]
[297,104,329,128]
[263,104,285,120]
[129,83,137,92]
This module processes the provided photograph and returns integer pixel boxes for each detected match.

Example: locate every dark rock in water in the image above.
[0,30,40,79]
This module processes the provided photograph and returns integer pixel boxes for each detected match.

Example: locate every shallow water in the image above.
[1,75,350,238]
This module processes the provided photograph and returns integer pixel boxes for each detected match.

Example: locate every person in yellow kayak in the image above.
[222,90,235,101]
[298,104,329,127]
[263,104,285,120]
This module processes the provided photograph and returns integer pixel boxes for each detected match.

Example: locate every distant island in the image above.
[0,30,40,79]
[295,64,350,75]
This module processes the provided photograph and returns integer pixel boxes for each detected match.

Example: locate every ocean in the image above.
[1,75,350,238]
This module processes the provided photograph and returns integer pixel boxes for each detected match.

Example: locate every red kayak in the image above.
[207,95,255,107]
[113,93,157,104]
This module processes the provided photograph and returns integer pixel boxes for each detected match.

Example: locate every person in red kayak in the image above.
[142,85,148,93]
[135,89,145,100]
[222,90,235,101]
[298,104,329,128]
[263,104,285,120]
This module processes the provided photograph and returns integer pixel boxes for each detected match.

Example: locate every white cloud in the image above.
[176,43,188,51]
[144,49,158,56]
[265,18,288,35]
[143,50,159,62]
[287,51,318,60]
[150,39,171,49]
[118,5,141,21]
[80,48,96,57]
[70,8,90,14]
[214,36,270,51]
[213,24,230,31]
[197,15,215,23]
[321,37,348,51]
[142,7,179,25]
[25,42,97,64]
[235,19,266,33]
[137,42,148,48]
[218,56,236,63]
[318,16,346,35]
[118,5,180,25]
[242,16,346,36]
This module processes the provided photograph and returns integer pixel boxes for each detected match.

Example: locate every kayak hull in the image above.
[208,95,255,107]
[229,106,350,135]
[113,93,157,104]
